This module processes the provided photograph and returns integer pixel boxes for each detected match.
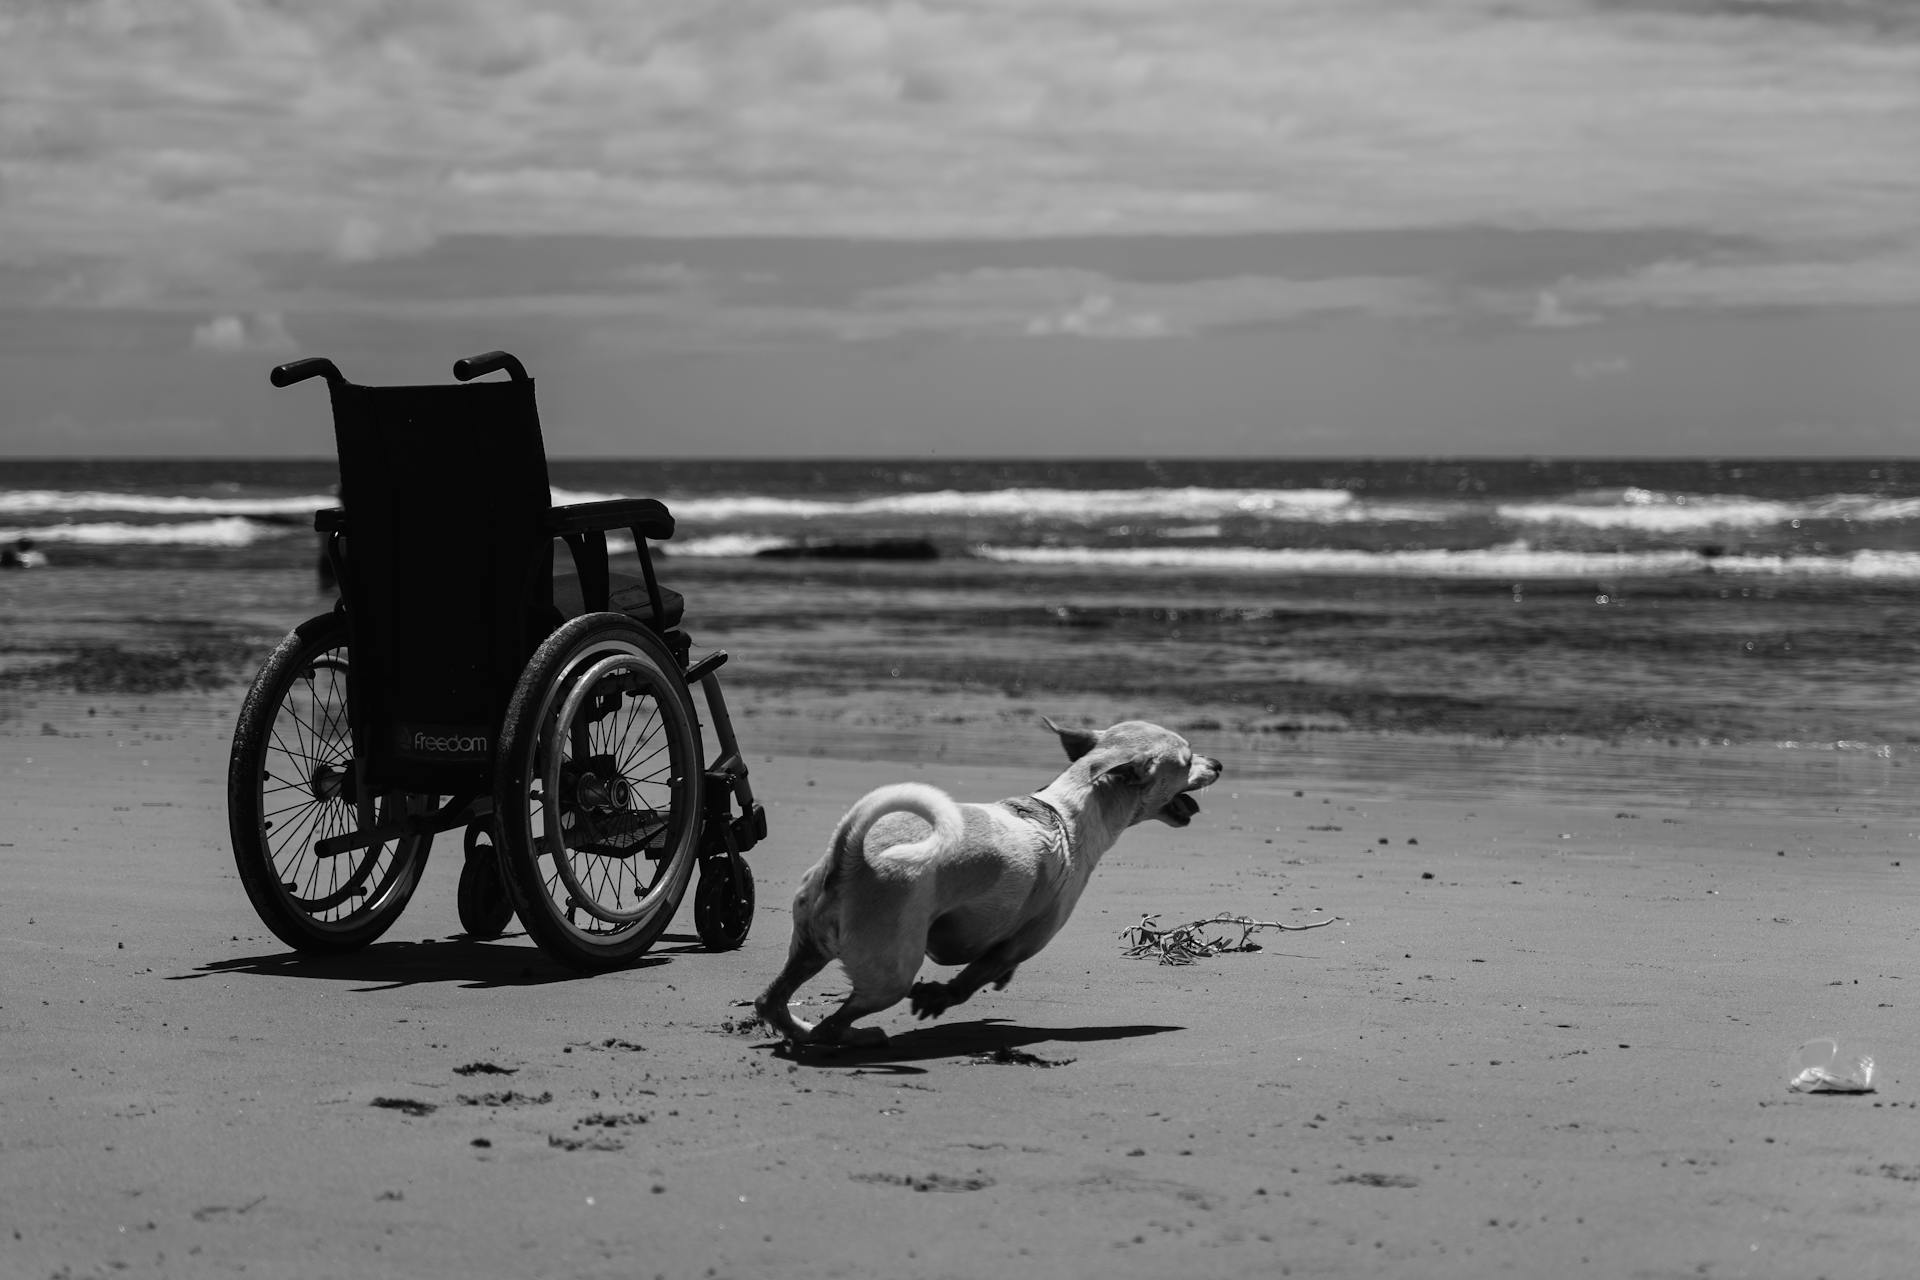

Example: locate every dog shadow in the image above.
[175,930,682,992]
[768,1018,1183,1073]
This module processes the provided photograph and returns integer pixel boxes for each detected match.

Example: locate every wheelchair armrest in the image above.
[314,507,346,533]
[548,498,675,542]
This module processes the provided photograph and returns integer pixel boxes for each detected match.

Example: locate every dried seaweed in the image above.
[1119,912,1336,965]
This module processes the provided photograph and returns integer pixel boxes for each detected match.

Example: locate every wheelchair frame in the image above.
[225,351,764,970]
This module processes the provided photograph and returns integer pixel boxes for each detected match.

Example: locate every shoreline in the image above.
[8,676,1918,842]
[7,677,1916,807]
[11,556,1920,748]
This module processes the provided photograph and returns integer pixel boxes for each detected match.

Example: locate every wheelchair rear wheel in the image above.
[227,613,432,952]
[494,613,704,970]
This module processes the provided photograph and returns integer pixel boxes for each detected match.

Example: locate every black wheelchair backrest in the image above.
[321,372,560,793]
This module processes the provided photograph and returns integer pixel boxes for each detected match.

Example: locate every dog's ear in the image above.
[1044,716,1101,762]
[1089,757,1147,788]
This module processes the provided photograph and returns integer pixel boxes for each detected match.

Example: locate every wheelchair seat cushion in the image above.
[552,569,685,631]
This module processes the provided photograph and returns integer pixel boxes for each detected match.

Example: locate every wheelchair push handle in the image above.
[452,350,529,383]
[269,357,345,389]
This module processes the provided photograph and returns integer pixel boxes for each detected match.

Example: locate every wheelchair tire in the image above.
[693,857,754,951]
[227,612,432,953]
[493,613,704,970]
[456,820,515,941]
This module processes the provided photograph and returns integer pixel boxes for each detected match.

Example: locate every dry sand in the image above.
[4,690,1918,1279]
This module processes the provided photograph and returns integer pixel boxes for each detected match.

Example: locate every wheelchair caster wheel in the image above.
[693,857,754,951]
[457,822,515,940]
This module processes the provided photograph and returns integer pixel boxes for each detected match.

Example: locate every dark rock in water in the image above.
[1,537,44,569]
[755,538,939,561]
[1697,544,1726,560]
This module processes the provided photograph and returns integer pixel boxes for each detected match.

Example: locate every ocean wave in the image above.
[12,477,1917,534]
[1498,488,1920,532]
[553,485,1451,525]
[662,534,791,558]
[0,517,296,547]
[577,483,1920,531]
[0,489,335,517]
[1772,739,1897,757]
[565,532,918,559]
[974,543,1920,579]
[1808,494,1920,522]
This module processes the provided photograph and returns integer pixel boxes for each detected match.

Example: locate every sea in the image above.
[5,457,1920,803]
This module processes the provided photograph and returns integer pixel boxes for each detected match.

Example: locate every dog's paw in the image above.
[800,1025,888,1051]
[909,980,953,1019]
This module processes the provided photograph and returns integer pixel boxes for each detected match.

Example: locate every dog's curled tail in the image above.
[825,781,965,887]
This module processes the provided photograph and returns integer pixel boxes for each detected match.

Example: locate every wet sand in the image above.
[4,689,1918,1279]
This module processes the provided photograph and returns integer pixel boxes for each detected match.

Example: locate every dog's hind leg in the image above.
[755,937,833,1044]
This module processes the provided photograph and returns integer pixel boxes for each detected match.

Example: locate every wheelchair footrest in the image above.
[313,794,479,857]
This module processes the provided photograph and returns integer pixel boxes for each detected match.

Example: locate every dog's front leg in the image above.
[912,909,1070,1019]
[807,998,895,1047]
[756,930,836,1045]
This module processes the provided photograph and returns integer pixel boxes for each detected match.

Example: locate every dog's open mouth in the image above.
[1158,792,1201,826]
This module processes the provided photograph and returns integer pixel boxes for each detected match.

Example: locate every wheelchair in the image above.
[226,351,763,971]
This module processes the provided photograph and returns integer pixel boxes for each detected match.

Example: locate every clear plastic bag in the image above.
[1787,1037,1876,1094]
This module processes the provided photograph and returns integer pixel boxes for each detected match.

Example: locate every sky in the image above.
[3,0,1919,458]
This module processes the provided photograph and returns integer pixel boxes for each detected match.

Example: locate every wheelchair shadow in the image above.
[766,1018,1183,1074]
[178,932,672,992]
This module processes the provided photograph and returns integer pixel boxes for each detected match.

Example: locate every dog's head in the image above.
[1045,718,1223,828]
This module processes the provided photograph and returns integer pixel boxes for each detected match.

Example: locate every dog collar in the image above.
[998,793,1070,854]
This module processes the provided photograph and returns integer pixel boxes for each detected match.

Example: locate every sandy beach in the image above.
[4,681,1917,1280]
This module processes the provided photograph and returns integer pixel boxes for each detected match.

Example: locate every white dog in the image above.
[755,719,1223,1047]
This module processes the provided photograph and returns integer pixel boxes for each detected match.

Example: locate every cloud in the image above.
[1557,243,1920,313]
[4,0,1919,330]
[1573,355,1631,379]
[38,250,263,310]
[1529,291,1601,329]
[1025,293,1173,340]
[332,214,437,264]
[1582,0,1920,37]
[190,311,295,353]
[855,267,1444,339]
[11,2,1920,239]
[247,257,1443,346]
[692,265,1447,345]
[145,149,247,202]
